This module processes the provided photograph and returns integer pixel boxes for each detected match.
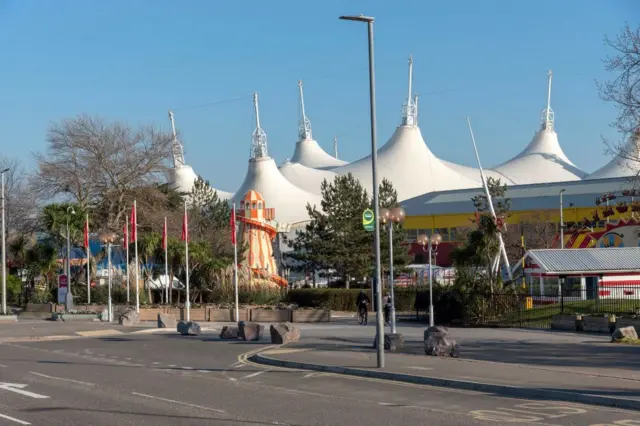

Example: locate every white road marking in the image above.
[0,383,49,399]
[125,358,132,361]
[29,372,95,387]
[228,377,237,382]
[0,413,31,425]
[197,370,210,373]
[0,364,7,368]
[181,367,194,370]
[407,366,433,371]
[242,369,270,380]
[303,372,317,378]
[131,392,225,414]
[152,362,161,365]
[168,364,176,367]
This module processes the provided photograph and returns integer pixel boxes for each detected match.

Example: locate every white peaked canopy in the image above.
[585,130,640,180]
[232,92,320,225]
[332,56,478,201]
[333,125,480,201]
[441,160,515,184]
[279,159,337,194]
[165,110,232,199]
[492,70,585,184]
[289,80,347,170]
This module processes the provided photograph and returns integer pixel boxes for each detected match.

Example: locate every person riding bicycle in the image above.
[356,290,370,323]
[383,292,392,324]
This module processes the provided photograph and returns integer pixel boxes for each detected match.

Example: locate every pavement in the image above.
[1,319,640,424]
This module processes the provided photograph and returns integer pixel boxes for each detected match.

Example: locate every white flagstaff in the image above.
[133,201,140,312]
[125,214,130,304]
[232,203,239,322]
[164,217,169,304]
[183,201,190,321]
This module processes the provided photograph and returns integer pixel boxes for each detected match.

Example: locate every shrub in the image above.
[286,288,419,311]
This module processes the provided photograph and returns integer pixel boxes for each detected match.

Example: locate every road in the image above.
[0,328,639,425]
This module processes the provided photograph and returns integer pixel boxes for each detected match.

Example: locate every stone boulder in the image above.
[424,326,448,341]
[373,333,404,352]
[425,329,459,358]
[118,308,140,326]
[177,320,201,336]
[238,321,264,341]
[270,322,301,344]
[220,326,240,340]
[157,313,177,329]
[612,325,638,341]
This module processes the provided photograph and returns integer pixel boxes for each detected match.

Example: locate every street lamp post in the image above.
[99,230,117,322]
[417,232,442,327]
[1,168,9,316]
[339,14,385,368]
[379,206,405,334]
[559,189,566,249]
[66,206,76,311]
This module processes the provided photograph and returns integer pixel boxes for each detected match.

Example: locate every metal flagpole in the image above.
[184,201,190,321]
[165,217,169,305]
[232,203,239,322]
[86,213,90,304]
[125,214,130,304]
[134,201,139,312]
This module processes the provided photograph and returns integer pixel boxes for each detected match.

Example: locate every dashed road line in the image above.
[29,372,96,387]
[242,370,271,380]
[131,392,226,414]
[0,364,7,368]
[0,413,31,425]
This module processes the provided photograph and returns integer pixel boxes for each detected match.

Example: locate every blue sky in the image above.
[0,0,637,192]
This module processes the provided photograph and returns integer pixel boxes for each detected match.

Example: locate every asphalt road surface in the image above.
[1,331,639,425]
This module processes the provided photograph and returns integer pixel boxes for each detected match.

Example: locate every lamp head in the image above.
[379,208,390,224]
[430,233,442,247]
[390,206,405,223]
[98,230,117,244]
[416,233,428,246]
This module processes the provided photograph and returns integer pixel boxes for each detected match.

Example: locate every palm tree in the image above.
[138,232,161,303]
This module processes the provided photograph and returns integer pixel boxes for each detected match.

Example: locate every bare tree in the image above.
[33,114,174,228]
[598,24,640,142]
[0,155,37,236]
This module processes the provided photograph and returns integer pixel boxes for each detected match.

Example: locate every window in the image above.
[246,202,251,210]
[257,201,262,209]
[252,202,257,209]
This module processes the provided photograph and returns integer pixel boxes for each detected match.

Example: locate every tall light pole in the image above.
[559,189,566,249]
[66,206,76,311]
[417,232,442,327]
[1,168,9,315]
[99,230,117,322]
[339,14,385,368]
[379,206,405,334]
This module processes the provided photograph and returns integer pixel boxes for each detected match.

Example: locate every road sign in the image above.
[58,274,68,304]
[362,209,374,232]
[0,382,49,399]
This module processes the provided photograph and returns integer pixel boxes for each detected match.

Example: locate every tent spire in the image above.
[333,136,338,159]
[298,80,312,140]
[251,93,268,159]
[168,110,185,168]
[401,55,417,126]
[541,70,554,131]
[414,94,419,126]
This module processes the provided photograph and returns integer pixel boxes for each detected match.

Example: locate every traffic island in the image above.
[0,314,18,322]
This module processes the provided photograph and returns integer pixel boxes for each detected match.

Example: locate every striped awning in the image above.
[555,233,597,249]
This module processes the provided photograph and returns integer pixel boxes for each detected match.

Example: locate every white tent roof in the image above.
[492,129,586,184]
[166,165,232,200]
[279,160,337,194]
[584,131,640,180]
[332,125,480,201]
[232,156,320,224]
[291,138,347,170]
[440,160,515,185]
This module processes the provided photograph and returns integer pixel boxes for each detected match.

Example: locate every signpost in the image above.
[57,274,68,304]
[362,208,374,232]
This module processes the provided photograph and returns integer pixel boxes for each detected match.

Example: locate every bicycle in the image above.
[357,302,368,325]
[383,305,391,326]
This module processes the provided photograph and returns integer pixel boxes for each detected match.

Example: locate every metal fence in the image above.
[424,286,640,329]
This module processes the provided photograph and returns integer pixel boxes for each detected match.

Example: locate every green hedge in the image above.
[286,288,419,311]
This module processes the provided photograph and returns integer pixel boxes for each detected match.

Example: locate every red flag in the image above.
[162,218,167,250]
[83,217,89,248]
[230,204,237,245]
[181,210,189,243]
[130,203,136,243]
[122,220,128,249]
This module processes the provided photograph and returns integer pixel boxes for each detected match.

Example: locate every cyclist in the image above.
[356,290,370,325]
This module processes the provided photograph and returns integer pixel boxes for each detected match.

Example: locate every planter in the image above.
[208,308,250,322]
[138,308,165,322]
[250,309,292,322]
[26,303,54,313]
[551,314,577,331]
[291,309,331,323]
[188,308,207,322]
[582,315,616,333]
[51,313,100,322]
[0,315,18,322]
